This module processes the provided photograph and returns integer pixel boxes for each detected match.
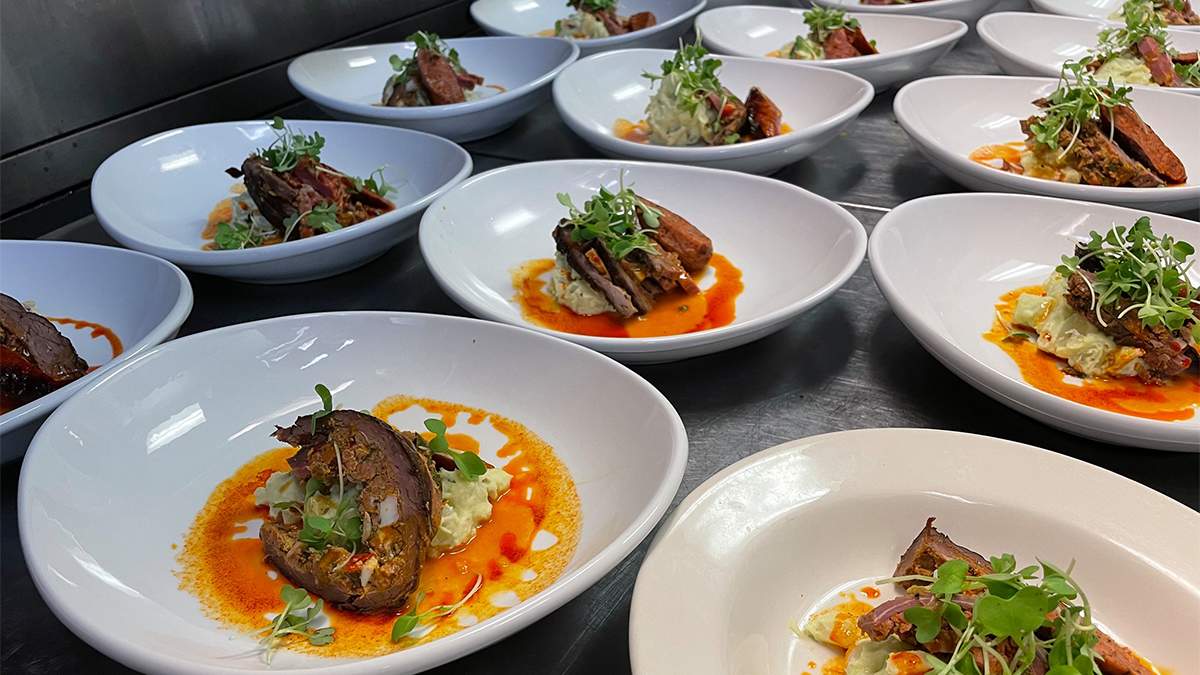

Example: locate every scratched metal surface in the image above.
[3,16,1198,675]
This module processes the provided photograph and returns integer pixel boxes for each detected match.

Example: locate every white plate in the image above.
[978,11,1200,95]
[287,37,580,142]
[0,241,192,460]
[470,0,707,57]
[697,6,967,90]
[1031,0,1200,29]
[419,160,867,363]
[92,121,472,284]
[19,311,687,674]
[869,192,1199,451]
[552,49,874,174]
[812,0,1004,22]
[630,428,1200,674]
[893,75,1200,213]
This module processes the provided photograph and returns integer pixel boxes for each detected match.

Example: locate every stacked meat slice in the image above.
[383,44,485,107]
[570,0,656,35]
[821,26,878,59]
[0,293,88,411]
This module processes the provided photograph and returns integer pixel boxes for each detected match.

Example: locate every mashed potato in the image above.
[1012,272,1144,378]
[780,37,823,60]
[1095,55,1158,86]
[547,252,615,316]
[645,71,720,146]
[555,11,609,39]
[432,467,512,552]
[1020,142,1082,184]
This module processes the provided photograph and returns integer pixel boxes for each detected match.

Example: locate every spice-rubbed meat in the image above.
[1137,37,1181,86]
[848,27,878,56]
[893,517,992,588]
[822,27,862,59]
[1020,116,1163,187]
[416,49,466,105]
[262,410,441,613]
[742,87,783,140]
[637,198,713,274]
[0,293,88,410]
[553,225,641,318]
[626,11,657,32]
[1100,105,1187,184]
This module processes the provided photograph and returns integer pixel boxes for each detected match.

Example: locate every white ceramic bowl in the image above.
[552,49,874,174]
[869,192,1199,451]
[92,121,472,284]
[19,311,687,674]
[419,159,867,363]
[630,428,1200,674]
[697,6,967,90]
[979,12,1200,95]
[812,0,1004,22]
[287,37,580,142]
[0,241,192,461]
[1031,0,1200,29]
[471,0,707,57]
[893,75,1200,213]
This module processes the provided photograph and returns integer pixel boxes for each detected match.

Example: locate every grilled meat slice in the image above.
[1021,117,1163,187]
[742,87,783,140]
[591,240,657,313]
[637,198,713,274]
[264,410,441,613]
[239,156,326,229]
[893,517,992,588]
[822,27,862,59]
[1100,105,1187,184]
[0,293,88,410]
[1160,0,1200,24]
[626,11,657,32]
[553,225,640,318]
[1064,270,1193,383]
[848,27,878,55]
[1137,37,1181,86]
[237,155,392,239]
[416,49,466,105]
[1175,51,1199,64]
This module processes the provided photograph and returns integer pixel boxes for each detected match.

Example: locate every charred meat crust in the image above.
[553,224,641,317]
[636,198,713,274]
[263,410,441,613]
[1137,37,1181,87]
[742,87,784,141]
[1020,116,1163,187]
[0,293,88,409]
[892,517,992,587]
[571,3,656,34]
[416,49,466,105]
[236,156,393,239]
[1100,105,1188,184]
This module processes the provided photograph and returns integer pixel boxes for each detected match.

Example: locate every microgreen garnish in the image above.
[556,171,662,259]
[1027,60,1133,156]
[1095,0,1171,61]
[388,31,461,83]
[259,585,334,663]
[350,167,395,196]
[570,0,617,11]
[643,37,727,119]
[283,203,341,241]
[1055,217,1199,339]
[297,481,362,551]
[390,575,483,641]
[310,383,334,432]
[214,220,263,250]
[256,117,325,173]
[423,418,487,480]
[1176,60,1200,86]
[803,7,860,43]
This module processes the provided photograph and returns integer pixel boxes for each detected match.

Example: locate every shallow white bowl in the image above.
[979,12,1200,95]
[1031,0,1200,29]
[19,311,687,674]
[419,160,867,363]
[894,75,1200,213]
[869,192,1199,451]
[698,6,967,90]
[630,428,1200,674]
[92,121,472,284]
[288,37,580,142]
[0,241,192,461]
[812,0,1004,22]
[471,0,706,57]
[552,49,874,174]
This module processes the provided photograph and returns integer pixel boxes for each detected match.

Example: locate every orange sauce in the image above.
[860,585,880,599]
[614,118,793,144]
[536,28,557,37]
[889,651,931,674]
[985,285,1199,421]
[821,654,847,675]
[202,184,281,250]
[970,142,1027,175]
[46,317,124,371]
[177,396,581,659]
[510,253,743,338]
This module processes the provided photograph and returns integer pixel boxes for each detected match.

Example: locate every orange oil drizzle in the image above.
[970,142,1027,175]
[614,118,792,144]
[47,316,124,371]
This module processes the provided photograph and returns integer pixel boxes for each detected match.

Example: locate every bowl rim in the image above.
[90,120,473,268]
[418,158,869,353]
[286,36,581,121]
[552,49,875,161]
[0,240,193,435]
[813,0,999,11]
[867,191,1200,448]
[697,6,969,66]
[18,309,689,674]
[893,74,1200,201]
[469,0,709,48]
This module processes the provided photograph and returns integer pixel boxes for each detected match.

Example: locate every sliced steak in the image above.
[0,293,88,410]
[625,11,657,32]
[238,155,392,238]
[742,87,783,140]
[1022,117,1164,187]
[591,238,657,313]
[552,225,639,318]
[264,410,441,613]
[822,27,862,59]
[416,49,466,105]
[594,9,627,35]
[1174,51,1199,64]
[893,517,992,587]
[637,198,713,274]
[1100,105,1187,184]
[239,156,325,229]
[848,27,878,55]
[1137,37,1181,86]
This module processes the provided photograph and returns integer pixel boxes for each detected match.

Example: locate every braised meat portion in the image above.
[1100,105,1187,184]
[381,32,486,108]
[822,27,877,59]
[0,293,87,411]
[1019,116,1164,187]
[262,410,441,613]
[743,87,784,140]
[892,517,992,587]
[569,1,656,35]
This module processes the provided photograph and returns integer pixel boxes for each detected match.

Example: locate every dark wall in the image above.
[0,0,477,238]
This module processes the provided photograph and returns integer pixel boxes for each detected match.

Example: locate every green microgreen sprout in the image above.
[294,384,364,552]
[643,36,728,122]
[256,117,325,173]
[310,383,334,433]
[388,31,462,83]
[258,585,334,663]
[556,170,662,260]
[423,418,487,480]
[803,7,861,43]
[570,0,617,11]
[213,219,264,250]
[391,575,483,641]
[1027,60,1134,157]
[1095,0,1171,61]
[282,203,341,242]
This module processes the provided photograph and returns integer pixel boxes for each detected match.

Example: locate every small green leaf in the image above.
[391,614,419,641]
[903,606,943,645]
[974,586,1054,640]
[929,559,968,596]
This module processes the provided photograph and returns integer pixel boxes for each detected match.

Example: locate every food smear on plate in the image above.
[794,518,1164,675]
[1114,0,1200,26]
[614,118,793,144]
[631,40,785,147]
[545,0,656,40]
[204,118,395,251]
[766,8,879,61]
[380,32,501,107]
[860,0,936,4]
[985,218,1198,421]
[0,293,121,414]
[176,388,580,660]
[1087,3,1199,88]
[509,174,743,338]
[969,60,1187,188]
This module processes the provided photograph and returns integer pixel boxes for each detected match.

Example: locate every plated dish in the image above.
[93,120,471,283]
[19,311,687,673]
[1085,4,1200,87]
[545,0,657,39]
[869,191,1199,451]
[1031,0,1200,29]
[380,32,498,107]
[1115,0,1200,26]
[420,160,867,363]
[811,0,1003,22]
[768,7,878,60]
[629,428,1200,675]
